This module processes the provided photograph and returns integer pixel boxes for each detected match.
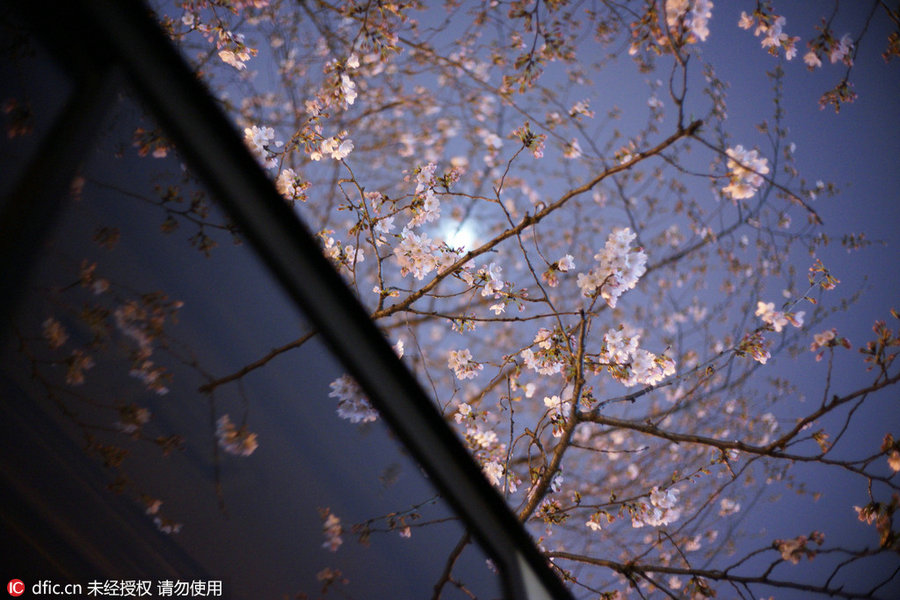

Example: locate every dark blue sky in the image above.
[698,5,900,597]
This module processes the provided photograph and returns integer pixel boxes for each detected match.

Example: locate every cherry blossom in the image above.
[666,0,714,43]
[830,34,854,65]
[888,451,900,472]
[775,532,825,564]
[215,414,259,457]
[481,262,503,297]
[339,74,357,107]
[738,10,800,60]
[393,229,440,280]
[65,349,95,386]
[216,31,253,70]
[243,125,280,169]
[330,375,378,423]
[275,168,309,204]
[543,395,571,438]
[116,405,151,435]
[723,145,770,200]
[448,349,482,380]
[577,227,648,308]
[719,498,741,516]
[321,510,343,552]
[804,50,823,69]
[312,136,353,161]
[482,460,504,487]
[42,317,68,349]
[756,301,804,333]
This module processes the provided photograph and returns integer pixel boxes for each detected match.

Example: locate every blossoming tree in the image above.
[7,0,900,598]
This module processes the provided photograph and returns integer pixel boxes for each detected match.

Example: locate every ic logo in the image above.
[7,580,24,597]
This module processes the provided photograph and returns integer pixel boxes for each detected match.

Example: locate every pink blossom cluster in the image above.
[310,135,353,161]
[738,11,800,60]
[809,328,851,361]
[321,510,343,552]
[114,301,155,357]
[543,394,571,438]
[521,329,566,376]
[666,0,714,43]
[243,125,281,169]
[480,457,519,493]
[216,30,253,70]
[722,145,769,200]
[448,348,482,380]
[512,122,546,159]
[322,235,365,272]
[275,168,309,204]
[478,262,503,297]
[65,349,95,386]
[827,34,854,65]
[577,227,647,308]
[632,486,680,528]
[541,254,574,287]
[114,300,176,395]
[602,327,676,387]
[116,405,151,435]
[215,414,259,457]
[775,531,824,563]
[755,301,804,333]
[804,33,853,69]
[42,317,68,349]
[719,497,741,516]
[407,163,441,227]
[129,360,170,395]
[330,374,378,423]
[393,229,443,280]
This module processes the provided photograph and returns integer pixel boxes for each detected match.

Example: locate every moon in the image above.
[441,220,479,251]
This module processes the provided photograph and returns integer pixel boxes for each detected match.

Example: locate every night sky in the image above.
[2,2,899,599]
